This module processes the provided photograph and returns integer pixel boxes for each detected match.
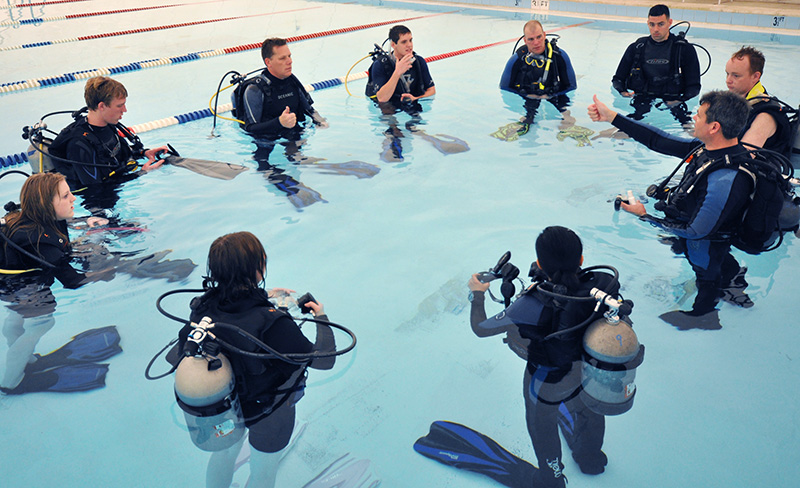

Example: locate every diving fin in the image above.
[1,362,109,394]
[490,122,529,142]
[302,453,381,488]
[659,309,722,331]
[27,326,122,372]
[306,161,381,179]
[164,155,248,180]
[414,420,537,488]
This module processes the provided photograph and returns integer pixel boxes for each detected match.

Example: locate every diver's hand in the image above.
[267,287,296,298]
[305,300,325,317]
[621,197,647,217]
[311,111,329,128]
[142,146,170,170]
[87,217,109,228]
[664,100,681,107]
[394,53,415,75]
[620,91,635,97]
[279,106,297,128]
[588,95,617,123]
[527,93,550,100]
[468,274,491,293]
[400,93,417,102]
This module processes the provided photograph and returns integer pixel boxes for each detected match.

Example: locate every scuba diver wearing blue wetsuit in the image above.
[468,227,621,487]
[590,91,755,329]
[500,21,576,123]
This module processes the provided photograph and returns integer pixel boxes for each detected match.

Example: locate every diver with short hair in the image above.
[612,4,701,124]
[467,227,625,487]
[48,76,169,189]
[366,25,436,108]
[725,46,793,155]
[499,20,576,126]
[589,91,755,329]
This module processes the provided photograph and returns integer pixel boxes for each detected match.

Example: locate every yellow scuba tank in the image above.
[174,318,245,452]
[580,289,645,416]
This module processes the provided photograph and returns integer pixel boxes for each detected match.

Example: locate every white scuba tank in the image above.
[174,350,245,452]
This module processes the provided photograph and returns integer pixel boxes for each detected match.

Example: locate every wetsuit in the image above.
[366,52,435,109]
[1,220,86,317]
[182,288,335,453]
[49,117,139,188]
[499,41,576,121]
[240,69,315,139]
[612,33,701,123]
[612,116,753,314]
[741,82,793,155]
[469,271,617,485]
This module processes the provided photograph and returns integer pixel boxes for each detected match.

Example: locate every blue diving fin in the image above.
[1,362,109,394]
[27,326,122,372]
[413,420,538,488]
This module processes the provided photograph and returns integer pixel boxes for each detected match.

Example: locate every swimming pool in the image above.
[1,0,799,486]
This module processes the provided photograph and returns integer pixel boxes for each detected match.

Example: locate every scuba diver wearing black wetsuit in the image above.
[612,5,701,124]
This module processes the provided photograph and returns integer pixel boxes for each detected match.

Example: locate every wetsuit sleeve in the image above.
[612,114,701,158]
[612,43,636,94]
[499,55,518,92]
[470,291,508,337]
[552,49,577,96]
[308,313,336,370]
[370,60,392,95]
[417,57,435,90]
[679,43,701,101]
[642,169,752,239]
[242,84,283,135]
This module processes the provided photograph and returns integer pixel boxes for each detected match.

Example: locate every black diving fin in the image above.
[414,420,538,487]
[1,362,110,394]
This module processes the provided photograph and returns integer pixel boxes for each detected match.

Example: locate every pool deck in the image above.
[410,0,800,32]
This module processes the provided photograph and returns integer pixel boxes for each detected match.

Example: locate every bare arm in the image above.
[740,112,777,149]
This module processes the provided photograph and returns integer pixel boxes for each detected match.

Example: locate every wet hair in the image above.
[535,226,582,291]
[261,38,288,61]
[699,90,751,140]
[523,20,544,35]
[205,231,267,302]
[731,46,765,75]
[648,4,670,18]
[3,173,69,246]
[84,77,127,110]
[389,25,411,43]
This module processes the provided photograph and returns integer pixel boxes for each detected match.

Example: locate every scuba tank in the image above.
[174,317,245,452]
[579,288,645,416]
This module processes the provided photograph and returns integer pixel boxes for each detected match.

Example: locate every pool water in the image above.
[1,1,799,487]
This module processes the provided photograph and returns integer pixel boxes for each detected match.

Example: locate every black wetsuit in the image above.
[612,34,701,123]
[612,116,753,313]
[240,70,315,138]
[742,89,793,155]
[181,288,334,453]
[470,271,618,484]
[366,52,435,110]
[1,220,86,317]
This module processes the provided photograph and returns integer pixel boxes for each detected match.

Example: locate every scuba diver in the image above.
[0,173,115,394]
[363,26,467,162]
[174,231,338,488]
[0,172,196,394]
[24,76,169,210]
[611,5,702,126]
[453,226,640,487]
[725,46,795,156]
[225,38,377,209]
[496,20,577,141]
[590,91,800,330]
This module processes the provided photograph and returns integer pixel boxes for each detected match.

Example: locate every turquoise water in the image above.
[1,1,799,486]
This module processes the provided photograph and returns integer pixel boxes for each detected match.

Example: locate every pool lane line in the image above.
[0,0,231,27]
[0,11,457,95]
[0,6,324,50]
[0,0,89,9]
